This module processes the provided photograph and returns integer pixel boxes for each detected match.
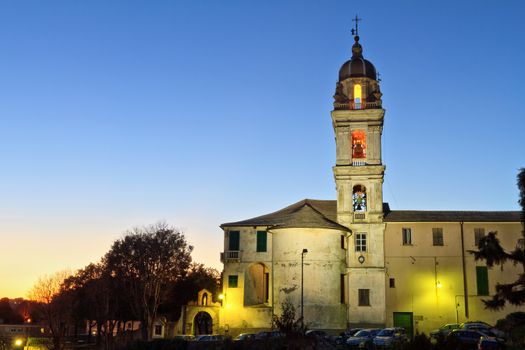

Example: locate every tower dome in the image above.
[338,36,377,81]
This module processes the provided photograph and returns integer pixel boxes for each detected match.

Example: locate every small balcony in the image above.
[334,100,382,110]
[352,159,367,166]
[354,213,366,221]
[220,250,241,263]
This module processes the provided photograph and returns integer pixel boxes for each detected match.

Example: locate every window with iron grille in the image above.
[358,289,370,306]
[474,228,485,247]
[402,228,412,245]
[432,228,444,246]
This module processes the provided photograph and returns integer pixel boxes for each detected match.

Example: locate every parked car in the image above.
[430,323,461,339]
[234,333,256,341]
[173,335,195,341]
[305,330,330,340]
[478,336,506,350]
[447,329,501,350]
[461,322,506,340]
[345,328,364,337]
[346,328,381,349]
[195,334,227,341]
[255,330,285,339]
[373,327,407,348]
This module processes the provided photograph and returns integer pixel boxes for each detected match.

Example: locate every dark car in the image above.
[346,328,381,349]
[478,336,506,350]
[373,327,407,348]
[305,330,330,340]
[430,323,461,339]
[255,331,285,339]
[461,322,506,340]
[447,330,492,349]
[234,333,256,341]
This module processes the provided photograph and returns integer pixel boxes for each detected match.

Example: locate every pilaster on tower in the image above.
[332,34,385,228]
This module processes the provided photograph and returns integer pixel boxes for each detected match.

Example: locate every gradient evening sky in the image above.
[1,1,524,298]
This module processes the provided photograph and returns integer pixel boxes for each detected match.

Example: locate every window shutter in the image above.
[256,231,267,252]
[476,266,489,296]
[229,231,240,251]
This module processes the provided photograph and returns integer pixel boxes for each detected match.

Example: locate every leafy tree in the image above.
[28,270,72,350]
[161,263,221,320]
[62,262,133,349]
[470,168,525,309]
[104,222,193,340]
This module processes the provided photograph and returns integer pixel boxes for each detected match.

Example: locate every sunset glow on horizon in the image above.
[1,0,524,299]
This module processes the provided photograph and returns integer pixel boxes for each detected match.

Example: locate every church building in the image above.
[207,31,523,337]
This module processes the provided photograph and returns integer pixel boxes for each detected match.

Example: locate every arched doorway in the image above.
[194,311,213,335]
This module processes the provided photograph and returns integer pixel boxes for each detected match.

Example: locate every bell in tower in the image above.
[332,30,385,225]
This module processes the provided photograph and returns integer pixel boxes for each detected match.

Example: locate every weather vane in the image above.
[351,15,361,36]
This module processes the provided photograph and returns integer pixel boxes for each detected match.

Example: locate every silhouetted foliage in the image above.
[271,298,306,336]
[104,222,193,340]
[495,312,525,346]
[0,298,24,324]
[469,168,525,309]
[161,263,220,320]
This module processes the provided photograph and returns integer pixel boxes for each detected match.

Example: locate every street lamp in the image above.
[301,248,308,327]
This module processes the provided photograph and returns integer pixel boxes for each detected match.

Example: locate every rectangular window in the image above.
[355,233,367,252]
[476,266,489,296]
[358,289,370,306]
[402,228,412,245]
[341,235,346,249]
[154,325,162,336]
[228,231,240,251]
[340,274,345,304]
[432,228,444,246]
[389,278,395,288]
[256,230,267,252]
[474,228,485,247]
[228,275,238,288]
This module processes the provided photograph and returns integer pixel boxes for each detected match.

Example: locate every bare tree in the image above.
[28,270,71,350]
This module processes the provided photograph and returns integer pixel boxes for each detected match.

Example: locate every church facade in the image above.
[213,33,523,337]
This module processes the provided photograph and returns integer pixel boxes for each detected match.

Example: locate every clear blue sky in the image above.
[1,0,524,297]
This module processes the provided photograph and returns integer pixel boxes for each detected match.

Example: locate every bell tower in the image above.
[332,25,386,326]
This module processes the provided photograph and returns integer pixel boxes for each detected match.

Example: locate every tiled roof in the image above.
[220,199,348,231]
[220,199,521,229]
[383,210,521,222]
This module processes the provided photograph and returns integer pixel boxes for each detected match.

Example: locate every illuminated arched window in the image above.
[354,84,362,109]
[351,130,366,159]
[352,185,367,212]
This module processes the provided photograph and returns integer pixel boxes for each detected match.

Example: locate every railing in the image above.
[220,250,241,262]
[334,101,382,110]
[354,213,366,221]
[352,159,367,166]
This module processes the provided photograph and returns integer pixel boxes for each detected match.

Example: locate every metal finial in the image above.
[352,15,362,37]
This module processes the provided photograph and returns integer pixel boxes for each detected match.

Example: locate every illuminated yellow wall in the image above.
[384,221,524,334]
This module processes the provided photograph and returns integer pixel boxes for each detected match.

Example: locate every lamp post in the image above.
[301,248,308,327]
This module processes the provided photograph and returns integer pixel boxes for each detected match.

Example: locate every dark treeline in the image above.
[24,222,220,350]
